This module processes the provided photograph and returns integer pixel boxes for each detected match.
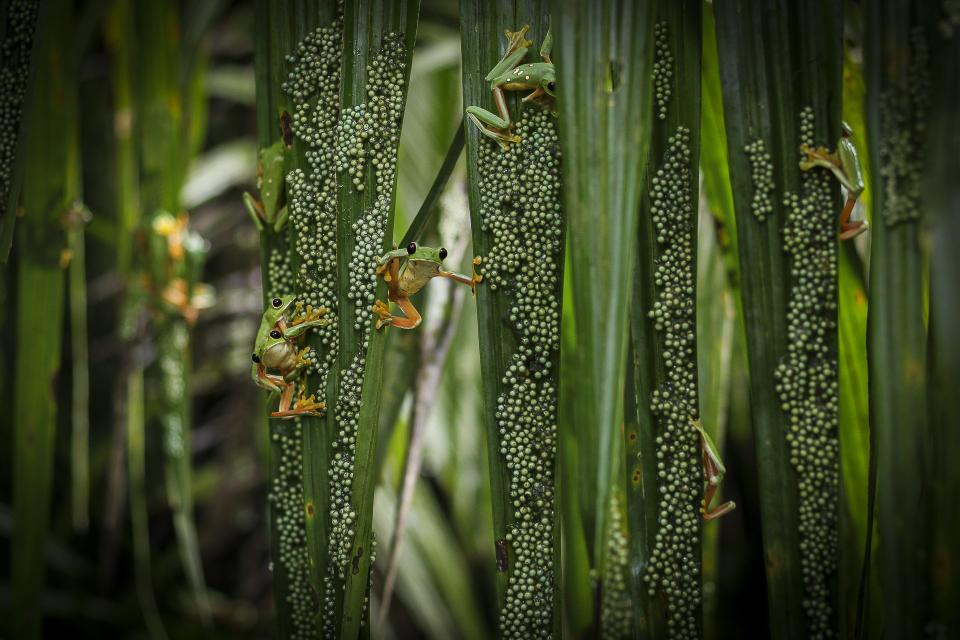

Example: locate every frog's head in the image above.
[541,69,557,98]
[405,242,448,264]
[268,295,296,315]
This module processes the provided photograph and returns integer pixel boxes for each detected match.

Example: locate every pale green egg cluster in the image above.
[477,108,563,639]
[653,22,673,121]
[745,139,775,221]
[284,16,343,385]
[643,126,701,640]
[267,423,317,640]
[277,13,345,637]
[0,0,37,222]
[878,27,929,227]
[601,492,632,639]
[266,250,294,299]
[775,106,839,639]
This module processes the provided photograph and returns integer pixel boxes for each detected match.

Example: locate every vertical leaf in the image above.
[927,8,960,636]
[460,2,566,636]
[627,2,702,637]
[715,1,843,636]
[10,1,75,636]
[864,2,933,636]
[135,0,211,623]
[0,0,40,260]
[549,0,655,636]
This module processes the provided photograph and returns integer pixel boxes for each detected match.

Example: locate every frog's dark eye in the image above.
[272,298,282,308]
[439,247,447,260]
[547,81,556,92]
[269,330,282,339]
[407,242,417,254]
[251,354,261,363]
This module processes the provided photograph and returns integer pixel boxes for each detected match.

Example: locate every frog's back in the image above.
[493,62,551,88]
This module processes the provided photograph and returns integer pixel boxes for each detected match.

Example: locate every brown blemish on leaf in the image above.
[496,538,508,573]
[352,546,364,575]
[627,430,638,443]
[631,467,642,485]
[280,111,294,148]
[304,500,316,519]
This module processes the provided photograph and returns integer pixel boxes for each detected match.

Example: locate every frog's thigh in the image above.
[391,297,422,330]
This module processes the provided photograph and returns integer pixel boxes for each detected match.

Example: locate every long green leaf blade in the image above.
[715,1,844,636]
[10,1,75,635]
[461,3,566,635]
[864,3,934,636]
[626,2,702,636]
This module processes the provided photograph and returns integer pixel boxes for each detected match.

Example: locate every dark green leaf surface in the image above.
[10,2,74,636]
[715,1,843,636]
[864,3,933,638]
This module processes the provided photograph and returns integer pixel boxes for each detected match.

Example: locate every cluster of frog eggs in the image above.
[477,109,562,639]
[775,106,839,640]
[267,423,318,640]
[653,21,672,121]
[0,0,37,216]
[643,126,702,640]
[745,139,775,221]
[878,27,928,227]
[341,34,406,333]
[601,493,632,639]
[283,17,343,385]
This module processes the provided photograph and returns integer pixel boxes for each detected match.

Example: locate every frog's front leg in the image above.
[439,256,484,295]
[243,192,266,232]
[283,316,326,340]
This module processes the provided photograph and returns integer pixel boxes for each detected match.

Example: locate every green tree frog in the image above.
[243,140,290,233]
[799,121,868,240]
[690,418,736,521]
[465,24,555,148]
[251,295,327,418]
[372,242,482,330]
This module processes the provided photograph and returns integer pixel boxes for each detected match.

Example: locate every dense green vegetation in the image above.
[0,1,957,638]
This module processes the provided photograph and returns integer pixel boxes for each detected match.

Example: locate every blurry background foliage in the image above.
[0,0,957,639]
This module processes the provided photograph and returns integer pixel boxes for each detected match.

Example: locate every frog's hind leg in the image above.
[270,380,325,419]
[269,380,296,417]
[375,296,421,330]
[839,194,868,240]
[701,454,736,521]
[539,27,552,63]
[466,87,521,149]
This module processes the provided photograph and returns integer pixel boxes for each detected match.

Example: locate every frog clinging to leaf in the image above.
[251,295,327,418]
[372,242,482,330]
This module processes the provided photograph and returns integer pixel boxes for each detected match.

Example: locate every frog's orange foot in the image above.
[292,304,326,325]
[840,219,868,241]
[296,347,313,367]
[471,257,484,295]
[504,25,533,50]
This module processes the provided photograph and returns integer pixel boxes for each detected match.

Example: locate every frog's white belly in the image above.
[398,260,441,295]
[262,342,297,373]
